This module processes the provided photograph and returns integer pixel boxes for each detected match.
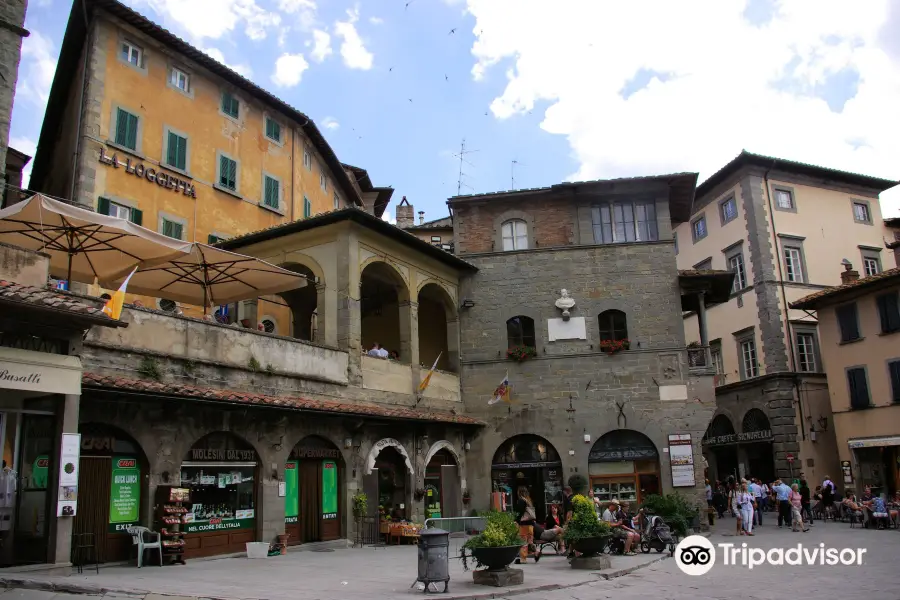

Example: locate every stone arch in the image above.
[417,282,459,373]
[360,260,412,361]
[492,209,535,251]
[423,440,461,468]
[741,408,771,433]
[359,257,410,301]
[365,438,414,475]
[279,252,325,284]
[278,261,319,341]
[704,414,736,440]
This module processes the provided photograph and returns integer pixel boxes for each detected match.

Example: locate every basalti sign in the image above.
[99,148,197,198]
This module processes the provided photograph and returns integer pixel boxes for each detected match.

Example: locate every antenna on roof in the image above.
[511,159,525,191]
[453,138,479,196]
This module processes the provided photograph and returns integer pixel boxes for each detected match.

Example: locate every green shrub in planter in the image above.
[562,495,611,545]
[567,473,588,495]
[461,511,524,571]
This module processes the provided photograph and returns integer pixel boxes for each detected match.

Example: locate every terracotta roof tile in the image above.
[0,280,119,322]
[791,267,900,310]
[405,216,453,230]
[82,372,485,426]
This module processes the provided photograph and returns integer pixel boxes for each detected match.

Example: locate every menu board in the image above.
[109,456,141,532]
[668,434,696,487]
[284,462,298,523]
[322,460,338,519]
[57,433,80,516]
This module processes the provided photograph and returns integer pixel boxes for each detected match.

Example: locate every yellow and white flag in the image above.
[101,267,138,320]
[418,352,442,392]
[488,372,510,405]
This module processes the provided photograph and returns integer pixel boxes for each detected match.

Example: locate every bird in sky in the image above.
[449,28,457,35]
[405,0,415,9]
[389,66,393,72]
[445,74,449,81]
[409,98,413,103]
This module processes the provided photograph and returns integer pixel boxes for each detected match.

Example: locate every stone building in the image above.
[675,152,898,483]
[397,197,455,253]
[448,174,729,519]
[0,0,28,194]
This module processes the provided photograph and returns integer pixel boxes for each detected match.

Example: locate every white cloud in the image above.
[278,0,317,30]
[322,116,340,130]
[465,0,900,216]
[382,210,396,225]
[201,47,253,78]
[136,0,280,41]
[9,136,37,189]
[369,16,384,25]
[310,29,333,62]
[19,31,57,107]
[334,8,374,70]
[272,53,310,87]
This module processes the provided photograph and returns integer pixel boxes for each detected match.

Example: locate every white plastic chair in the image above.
[127,526,162,567]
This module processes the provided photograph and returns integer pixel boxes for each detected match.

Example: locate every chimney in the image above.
[396,196,414,228]
[418,211,425,225]
[840,260,859,284]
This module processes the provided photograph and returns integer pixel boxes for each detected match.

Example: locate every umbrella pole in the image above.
[203,286,208,315]
[67,252,73,286]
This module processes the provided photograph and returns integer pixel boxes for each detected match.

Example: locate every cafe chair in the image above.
[127,526,162,567]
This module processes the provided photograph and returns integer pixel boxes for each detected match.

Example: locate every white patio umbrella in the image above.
[0,194,191,284]
[108,243,307,310]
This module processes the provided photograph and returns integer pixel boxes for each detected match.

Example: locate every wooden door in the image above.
[440,465,461,518]
[298,460,320,543]
[72,457,112,562]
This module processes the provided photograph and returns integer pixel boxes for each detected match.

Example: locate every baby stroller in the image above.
[640,515,676,556]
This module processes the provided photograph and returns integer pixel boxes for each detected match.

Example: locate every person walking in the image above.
[748,478,762,526]
[790,483,810,532]
[514,486,537,564]
[728,481,742,535]
[759,480,770,513]
[739,481,755,535]
[799,479,813,525]
[773,479,792,528]
[821,475,835,520]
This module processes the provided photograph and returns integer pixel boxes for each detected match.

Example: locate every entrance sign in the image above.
[57,433,81,516]
[702,430,772,446]
[322,460,338,519]
[99,148,197,198]
[284,462,298,523]
[109,456,140,532]
[668,434,696,487]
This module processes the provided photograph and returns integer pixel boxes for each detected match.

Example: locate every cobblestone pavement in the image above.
[1,517,896,600]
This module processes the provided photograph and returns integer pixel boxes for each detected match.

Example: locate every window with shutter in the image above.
[166,131,187,171]
[208,234,222,245]
[889,361,900,403]
[847,367,870,409]
[837,303,860,342]
[221,92,239,118]
[218,155,237,191]
[303,196,312,218]
[263,175,279,208]
[265,117,281,142]
[115,108,139,150]
[876,292,900,333]
[162,219,183,240]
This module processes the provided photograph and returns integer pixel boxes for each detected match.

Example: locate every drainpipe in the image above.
[762,161,806,442]
[70,0,93,204]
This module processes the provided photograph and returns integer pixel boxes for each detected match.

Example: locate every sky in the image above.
[9,0,900,224]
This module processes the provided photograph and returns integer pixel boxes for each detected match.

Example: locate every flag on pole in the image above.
[417,352,442,392]
[488,372,510,405]
[101,267,137,320]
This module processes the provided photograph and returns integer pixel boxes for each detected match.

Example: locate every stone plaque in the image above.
[547,317,586,341]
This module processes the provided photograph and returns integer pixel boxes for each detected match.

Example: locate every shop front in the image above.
[284,435,343,545]
[588,430,660,506]
[740,409,775,483]
[702,414,739,483]
[71,424,148,563]
[491,435,563,523]
[362,438,414,523]
[848,436,899,498]
[422,443,461,520]
[702,411,774,483]
[180,433,258,558]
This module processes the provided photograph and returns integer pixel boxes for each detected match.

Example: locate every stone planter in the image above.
[468,545,521,571]
[570,535,610,557]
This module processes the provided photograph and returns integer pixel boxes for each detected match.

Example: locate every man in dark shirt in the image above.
[562,486,573,525]
[799,479,813,524]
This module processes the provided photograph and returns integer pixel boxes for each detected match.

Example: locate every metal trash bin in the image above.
[414,528,450,594]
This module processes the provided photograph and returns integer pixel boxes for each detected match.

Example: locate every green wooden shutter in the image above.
[166,132,178,167]
[129,208,143,225]
[124,112,138,150]
[208,234,221,244]
[176,136,187,170]
[115,109,128,147]
[172,222,184,240]
[219,155,228,187]
[264,176,278,208]
[227,159,237,190]
[97,197,111,215]
[304,197,311,218]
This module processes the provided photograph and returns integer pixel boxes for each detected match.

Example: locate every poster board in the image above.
[57,433,81,516]
[667,434,696,488]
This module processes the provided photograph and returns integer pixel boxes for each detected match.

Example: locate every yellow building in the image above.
[792,265,900,498]
[29,0,392,315]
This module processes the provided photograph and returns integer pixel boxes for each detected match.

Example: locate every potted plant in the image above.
[599,338,630,355]
[562,495,612,557]
[640,493,697,538]
[352,491,368,520]
[567,473,588,495]
[506,345,537,362]
[460,511,523,571]
[462,489,471,505]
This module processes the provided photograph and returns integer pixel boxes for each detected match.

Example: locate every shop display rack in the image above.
[154,486,190,565]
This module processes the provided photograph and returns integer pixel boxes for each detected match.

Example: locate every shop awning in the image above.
[848,436,900,449]
[0,346,82,395]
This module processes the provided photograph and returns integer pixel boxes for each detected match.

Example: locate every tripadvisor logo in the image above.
[675,535,867,575]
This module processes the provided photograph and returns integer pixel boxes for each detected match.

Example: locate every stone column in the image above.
[336,229,362,384]
[49,394,79,566]
[399,300,418,366]
[696,292,708,346]
[446,317,460,373]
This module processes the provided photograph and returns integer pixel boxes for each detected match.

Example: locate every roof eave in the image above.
[0,297,126,328]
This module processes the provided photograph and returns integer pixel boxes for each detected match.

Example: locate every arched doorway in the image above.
[491,435,562,523]
[742,409,775,483]
[73,423,149,563]
[360,262,409,361]
[588,430,660,505]
[423,442,461,519]
[278,263,317,341]
[417,283,457,373]
[702,415,739,483]
[284,435,344,545]
[180,432,258,558]
[363,439,414,522]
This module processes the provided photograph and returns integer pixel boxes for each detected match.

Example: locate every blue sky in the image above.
[10,0,900,222]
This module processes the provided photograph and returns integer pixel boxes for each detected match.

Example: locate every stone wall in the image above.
[0,242,49,286]
[0,0,28,192]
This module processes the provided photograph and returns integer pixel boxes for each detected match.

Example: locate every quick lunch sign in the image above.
[109,457,141,533]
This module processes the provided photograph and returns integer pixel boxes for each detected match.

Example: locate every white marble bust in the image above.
[555,289,576,320]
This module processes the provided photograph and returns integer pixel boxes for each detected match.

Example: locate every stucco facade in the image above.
[677,152,897,481]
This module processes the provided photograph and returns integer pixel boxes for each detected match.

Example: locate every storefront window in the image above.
[588,430,660,505]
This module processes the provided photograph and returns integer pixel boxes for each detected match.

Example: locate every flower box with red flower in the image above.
[506,345,537,362]
[599,339,630,355]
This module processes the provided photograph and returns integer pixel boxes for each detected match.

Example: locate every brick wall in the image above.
[453,193,575,254]
[0,0,28,192]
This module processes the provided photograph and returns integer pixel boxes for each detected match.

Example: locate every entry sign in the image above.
[786,453,795,463]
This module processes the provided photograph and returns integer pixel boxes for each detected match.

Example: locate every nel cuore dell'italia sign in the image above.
[99,148,197,198]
